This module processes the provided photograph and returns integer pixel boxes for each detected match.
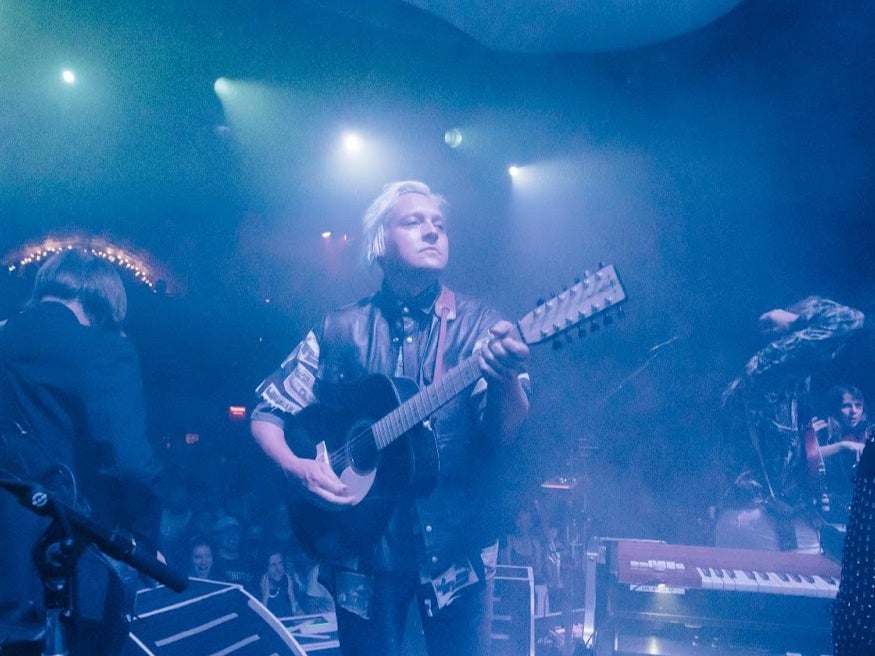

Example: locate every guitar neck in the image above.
[371,356,481,451]
[368,263,626,453]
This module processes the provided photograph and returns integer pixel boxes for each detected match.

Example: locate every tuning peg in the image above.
[536,298,546,306]
[598,261,606,269]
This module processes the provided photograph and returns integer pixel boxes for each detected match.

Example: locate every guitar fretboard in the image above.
[371,356,482,450]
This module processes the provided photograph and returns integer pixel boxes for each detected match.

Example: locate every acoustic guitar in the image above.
[284,264,627,561]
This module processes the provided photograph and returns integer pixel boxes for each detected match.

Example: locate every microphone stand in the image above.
[0,478,188,656]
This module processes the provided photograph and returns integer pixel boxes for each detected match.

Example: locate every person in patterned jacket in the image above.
[716,296,865,553]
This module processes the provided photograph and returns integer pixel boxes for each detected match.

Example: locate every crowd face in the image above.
[191,544,213,578]
[838,392,865,430]
[267,553,286,582]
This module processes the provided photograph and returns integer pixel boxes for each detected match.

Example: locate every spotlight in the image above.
[444,128,463,149]
[61,69,75,85]
[321,231,332,239]
[214,77,230,96]
[508,165,520,177]
[342,132,363,153]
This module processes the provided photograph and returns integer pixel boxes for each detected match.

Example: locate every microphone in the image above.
[105,529,188,592]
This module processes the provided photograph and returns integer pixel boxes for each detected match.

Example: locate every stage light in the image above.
[61,69,75,85]
[508,165,520,177]
[321,231,332,239]
[214,77,230,96]
[342,131,363,153]
[444,128,463,149]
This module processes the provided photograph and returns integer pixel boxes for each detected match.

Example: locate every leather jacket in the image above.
[315,283,510,575]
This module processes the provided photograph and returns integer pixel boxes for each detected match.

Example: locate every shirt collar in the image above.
[378,281,442,318]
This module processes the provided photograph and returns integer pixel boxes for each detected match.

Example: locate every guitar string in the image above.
[325,357,481,471]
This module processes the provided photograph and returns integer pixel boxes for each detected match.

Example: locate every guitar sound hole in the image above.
[347,422,378,474]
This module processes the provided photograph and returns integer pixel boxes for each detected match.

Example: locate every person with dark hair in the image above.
[819,384,869,459]
[210,515,257,592]
[250,181,530,656]
[0,248,160,656]
[259,550,302,618]
[188,536,214,579]
[808,384,872,525]
[716,296,865,553]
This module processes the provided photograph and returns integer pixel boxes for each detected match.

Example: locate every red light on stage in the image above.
[184,432,200,445]
[228,405,247,421]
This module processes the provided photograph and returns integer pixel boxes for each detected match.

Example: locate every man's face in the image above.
[838,393,864,430]
[381,193,449,274]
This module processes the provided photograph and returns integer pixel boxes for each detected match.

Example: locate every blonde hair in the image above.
[361,180,448,266]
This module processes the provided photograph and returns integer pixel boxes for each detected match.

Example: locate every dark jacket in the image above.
[0,302,159,623]
[314,285,509,576]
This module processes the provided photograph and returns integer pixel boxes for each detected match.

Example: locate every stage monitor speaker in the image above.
[124,578,307,656]
[492,564,535,656]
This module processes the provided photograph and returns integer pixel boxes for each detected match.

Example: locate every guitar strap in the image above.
[433,286,456,382]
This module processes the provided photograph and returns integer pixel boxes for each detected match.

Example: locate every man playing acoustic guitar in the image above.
[250,180,530,656]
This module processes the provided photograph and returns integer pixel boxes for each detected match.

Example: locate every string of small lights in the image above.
[2,236,171,292]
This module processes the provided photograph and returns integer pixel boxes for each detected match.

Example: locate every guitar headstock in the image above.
[516,264,626,347]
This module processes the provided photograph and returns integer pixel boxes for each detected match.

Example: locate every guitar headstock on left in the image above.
[516,263,627,347]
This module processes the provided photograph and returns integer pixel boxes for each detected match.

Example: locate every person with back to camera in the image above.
[0,249,161,656]
[250,180,531,655]
[716,296,864,553]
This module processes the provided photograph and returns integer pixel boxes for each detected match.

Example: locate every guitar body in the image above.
[285,374,440,562]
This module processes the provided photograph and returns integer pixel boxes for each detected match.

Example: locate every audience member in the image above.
[188,537,214,579]
[259,550,302,618]
[211,515,256,592]
[499,505,551,615]
[158,481,194,569]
